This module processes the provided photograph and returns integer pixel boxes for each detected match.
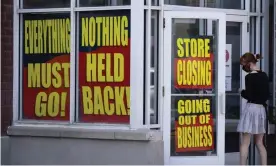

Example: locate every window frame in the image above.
[12,0,146,130]
[143,0,163,129]
[12,0,269,131]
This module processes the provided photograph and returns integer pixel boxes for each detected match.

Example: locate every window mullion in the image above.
[130,0,144,129]
[13,0,20,122]
[145,4,152,126]
[69,0,76,123]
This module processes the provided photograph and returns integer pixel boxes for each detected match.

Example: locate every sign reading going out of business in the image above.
[175,97,214,152]
[173,36,214,153]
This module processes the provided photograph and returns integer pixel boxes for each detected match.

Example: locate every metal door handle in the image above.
[220,93,225,114]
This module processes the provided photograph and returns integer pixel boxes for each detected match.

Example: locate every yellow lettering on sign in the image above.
[177,125,213,149]
[177,38,210,58]
[86,53,124,82]
[81,16,129,47]
[27,63,70,88]
[24,18,70,54]
[177,99,210,114]
[177,60,212,86]
[35,92,67,117]
[82,86,130,116]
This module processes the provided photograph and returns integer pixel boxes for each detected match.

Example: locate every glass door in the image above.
[223,15,249,165]
[163,11,226,165]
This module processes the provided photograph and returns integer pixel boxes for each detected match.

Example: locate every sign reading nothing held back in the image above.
[78,10,131,124]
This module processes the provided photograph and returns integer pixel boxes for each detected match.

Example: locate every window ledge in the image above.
[7,125,162,141]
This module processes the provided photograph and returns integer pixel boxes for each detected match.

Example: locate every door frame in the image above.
[163,10,226,165]
[222,15,249,165]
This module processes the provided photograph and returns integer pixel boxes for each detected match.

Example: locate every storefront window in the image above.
[144,0,159,5]
[17,0,154,128]
[23,0,70,8]
[79,0,130,7]
[77,10,131,124]
[250,0,256,12]
[165,0,200,7]
[165,0,245,9]
[20,4,132,124]
[23,0,131,8]
[22,13,71,121]
[205,0,244,9]
[144,9,160,125]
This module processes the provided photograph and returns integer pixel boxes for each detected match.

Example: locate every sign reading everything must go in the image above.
[22,10,130,124]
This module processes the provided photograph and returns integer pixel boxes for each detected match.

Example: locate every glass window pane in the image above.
[225,22,241,93]
[144,10,159,125]
[23,0,70,8]
[21,13,71,121]
[224,22,242,161]
[206,0,244,9]
[269,4,274,107]
[250,0,256,12]
[77,10,131,124]
[145,0,159,5]
[250,17,257,53]
[165,0,245,9]
[79,0,130,7]
[170,18,218,156]
[164,0,200,7]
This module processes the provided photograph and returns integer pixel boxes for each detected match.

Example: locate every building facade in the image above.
[1,0,276,165]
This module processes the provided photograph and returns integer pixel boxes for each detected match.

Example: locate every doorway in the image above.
[203,15,248,164]
[163,10,226,165]
[224,15,249,165]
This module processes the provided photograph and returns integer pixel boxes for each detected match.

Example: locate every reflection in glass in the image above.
[165,0,244,9]
[250,0,256,12]
[79,0,130,7]
[225,95,240,119]
[144,0,159,5]
[165,0,200,6]
[206,0,244,9]
[224,22,242,155]
[225,22,241,94]
[145,10,159,125]
[23,0,70,8]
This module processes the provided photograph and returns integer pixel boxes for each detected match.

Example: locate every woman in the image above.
[237,52,270,165]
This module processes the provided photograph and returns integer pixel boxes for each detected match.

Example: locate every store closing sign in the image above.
[175,37,213,89]
[173,36,214,152]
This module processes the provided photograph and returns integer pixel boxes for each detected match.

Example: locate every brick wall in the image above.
[1,0,13,136]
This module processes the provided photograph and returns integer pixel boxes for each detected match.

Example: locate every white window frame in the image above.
[12,0,146,130]
[144,0,162,129]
